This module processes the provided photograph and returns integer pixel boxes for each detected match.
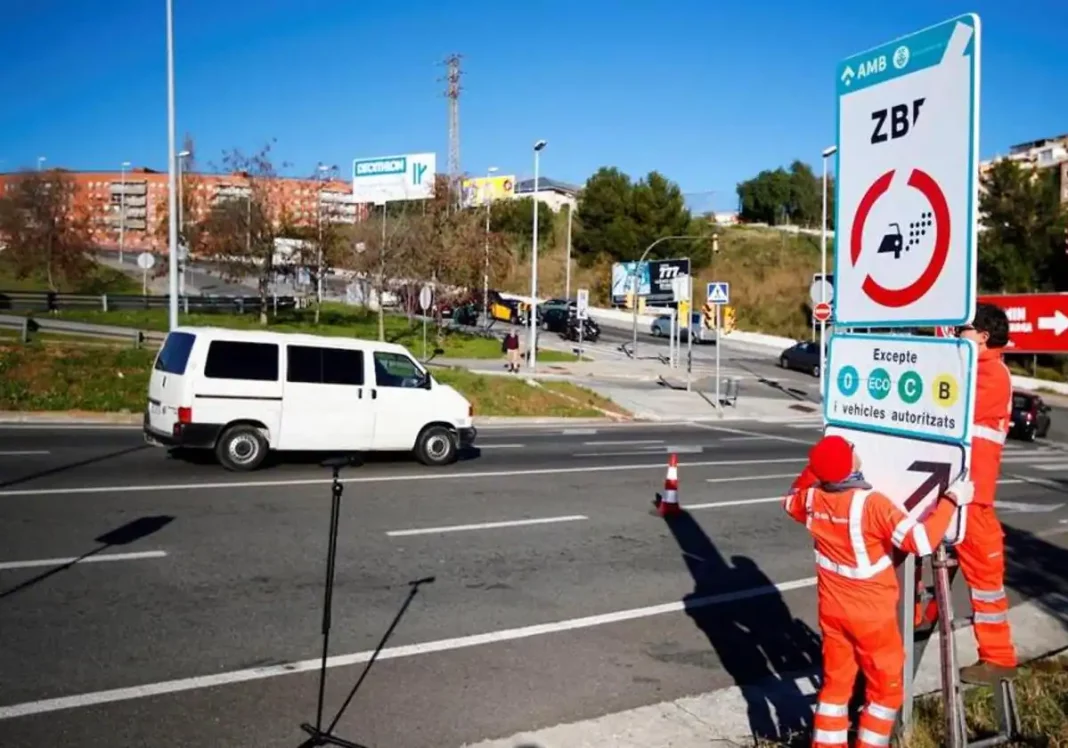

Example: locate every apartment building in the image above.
[0,167,360,252]
[979,133,1068,203]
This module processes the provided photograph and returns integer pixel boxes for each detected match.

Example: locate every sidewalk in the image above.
[462,594,1068,747]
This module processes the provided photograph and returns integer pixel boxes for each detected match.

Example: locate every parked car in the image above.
[650,313,714,343]
[778,341,821,377]
[1010,390,1052,441]
[539,306,572,334]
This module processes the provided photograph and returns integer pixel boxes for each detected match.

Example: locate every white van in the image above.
[143,326,476,470]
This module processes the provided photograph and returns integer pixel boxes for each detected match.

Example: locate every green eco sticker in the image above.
[867,368,892,401]
[898,371,923,404]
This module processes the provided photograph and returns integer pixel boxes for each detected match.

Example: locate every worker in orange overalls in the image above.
[784,434,973,748]
[954,303,1018,683]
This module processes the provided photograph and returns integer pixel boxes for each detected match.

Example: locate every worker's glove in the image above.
[791,466,820,492]
[944,477,974,507]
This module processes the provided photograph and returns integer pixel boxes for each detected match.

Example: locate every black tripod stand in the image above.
[298,455,435,748]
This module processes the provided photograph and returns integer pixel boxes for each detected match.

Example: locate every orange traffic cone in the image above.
[654,453,681,517]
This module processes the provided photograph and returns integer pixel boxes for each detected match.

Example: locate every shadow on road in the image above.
[1003,523,1068,629]
[0,515,174,600]
[664,510,821,744]
[0,444,151,489]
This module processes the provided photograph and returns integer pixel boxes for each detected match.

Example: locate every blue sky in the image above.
[1,0,1064,211]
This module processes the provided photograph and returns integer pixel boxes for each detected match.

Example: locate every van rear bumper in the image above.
[143,413,223,449]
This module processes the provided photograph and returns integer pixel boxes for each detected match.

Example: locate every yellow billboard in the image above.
[461,174,516,207]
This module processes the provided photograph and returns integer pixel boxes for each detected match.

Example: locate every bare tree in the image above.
[192,140,295,324]
[0,169,96,291]
[154,134,207,262]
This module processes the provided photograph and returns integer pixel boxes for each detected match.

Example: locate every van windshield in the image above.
[155,331,196,374]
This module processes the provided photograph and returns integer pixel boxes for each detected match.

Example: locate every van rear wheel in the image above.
[415,425,458,467]
[216,424,268,471]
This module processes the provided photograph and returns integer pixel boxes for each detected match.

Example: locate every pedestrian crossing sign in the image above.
[707,282,730,305]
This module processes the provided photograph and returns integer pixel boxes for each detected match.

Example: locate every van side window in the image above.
[287,345,365,386]
[373,351,423,388]
[155,331,196,374]
[204,341,279,381]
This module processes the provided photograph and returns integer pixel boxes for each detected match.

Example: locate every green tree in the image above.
[488,196,554,251]
[572,167,699,266]
[978,160,1067,292]
[736,161,829,228]
[0,169,95,291]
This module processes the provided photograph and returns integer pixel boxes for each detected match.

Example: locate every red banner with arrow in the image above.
[978,293,1068,354]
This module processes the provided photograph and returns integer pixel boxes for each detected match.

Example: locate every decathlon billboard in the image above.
[351,152,436,204]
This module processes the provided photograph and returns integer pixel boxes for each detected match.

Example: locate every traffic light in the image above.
[722,306,736,335]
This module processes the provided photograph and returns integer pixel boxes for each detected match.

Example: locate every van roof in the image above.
[170,325,412,356]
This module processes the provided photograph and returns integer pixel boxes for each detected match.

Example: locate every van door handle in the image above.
[371,389,377,400]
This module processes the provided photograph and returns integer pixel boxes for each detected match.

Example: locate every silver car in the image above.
[650,313,715,343]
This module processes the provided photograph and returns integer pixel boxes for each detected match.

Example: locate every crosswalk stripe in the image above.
[1033,463,1068,472]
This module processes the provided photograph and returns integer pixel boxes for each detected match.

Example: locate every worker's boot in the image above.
[960,660,1018,684]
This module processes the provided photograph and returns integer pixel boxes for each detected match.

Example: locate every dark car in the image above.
[539,306,572,334]
[778,341,821,377]
[1010,390,1052,441]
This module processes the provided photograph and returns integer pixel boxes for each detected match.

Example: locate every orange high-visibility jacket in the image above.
[783,484,957,621]
[971,348,1013,506]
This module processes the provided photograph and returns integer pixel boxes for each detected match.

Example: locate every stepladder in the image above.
[922,544,1021,747]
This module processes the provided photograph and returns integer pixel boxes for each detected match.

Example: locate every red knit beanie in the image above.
[808,435,854,483]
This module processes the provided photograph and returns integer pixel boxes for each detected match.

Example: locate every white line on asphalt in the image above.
[705,472,797,485]
[0,574,818,720]
[582,439,664,446]
[1001,453,1068,463]
[0,450,50,456]
[0,550,167,571]
[688,496,780,510]
[689,423,813,446]
[718,436,773,442]
[0,457,809,498]
[561,428,598,435]
[573,446,705,457]
[386,515,588,537]
[1032,463,1068,472]
[477,443,526,449]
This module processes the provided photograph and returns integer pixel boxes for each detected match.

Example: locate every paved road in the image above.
[1,421,1066,747]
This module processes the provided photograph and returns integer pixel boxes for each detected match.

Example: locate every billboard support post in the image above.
[627,235,701,357]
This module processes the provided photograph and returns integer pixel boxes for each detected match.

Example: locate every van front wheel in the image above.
[216,424,268,471]
[415,425,458,467]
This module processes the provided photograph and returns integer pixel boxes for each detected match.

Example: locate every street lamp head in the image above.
[178,151,190,158]
[822,145,838,158]
[533,140,547,152]
[487,166,499,174]
[122,160,132,167]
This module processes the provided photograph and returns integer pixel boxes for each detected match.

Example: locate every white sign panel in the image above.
[825,425,967,542]
[672,275,691,302]
[834,14,980,327]
[809,279,835,306]
[419,284,433,311]
[707,282,729,305]
[824,333,976,444]
[137,252,155,270]
[576,288,589,320]
[352,152,436,204]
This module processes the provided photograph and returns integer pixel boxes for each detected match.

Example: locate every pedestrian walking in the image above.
[501,330,521,373]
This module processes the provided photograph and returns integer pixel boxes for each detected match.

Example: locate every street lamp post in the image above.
[564,202,573,301]
[527,140,547,370]
[316,163,330,318]
[165,0,180,331]
[629,235,705,358]
[819,144,837,400]
[119,160,131,264]
[483,166,498,326]
[177,151,190,297]
[36,156,46,172]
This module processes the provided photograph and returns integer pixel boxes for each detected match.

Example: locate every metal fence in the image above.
[0,290,299,314]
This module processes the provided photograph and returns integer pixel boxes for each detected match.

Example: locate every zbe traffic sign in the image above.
[833,14,980,328]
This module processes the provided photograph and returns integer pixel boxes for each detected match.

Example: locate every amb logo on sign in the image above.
[833,14,980,328]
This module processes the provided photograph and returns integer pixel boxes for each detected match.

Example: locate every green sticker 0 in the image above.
[898,370,923,404]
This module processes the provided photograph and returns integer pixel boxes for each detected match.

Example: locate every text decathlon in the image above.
[872,348,919,365]
[356,159,406,177]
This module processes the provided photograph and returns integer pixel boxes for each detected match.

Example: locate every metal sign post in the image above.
[669,307,676,368]
[419,284,433,360]
[714,304,721,409]
[576,288,590,360]
[686,276,694,391]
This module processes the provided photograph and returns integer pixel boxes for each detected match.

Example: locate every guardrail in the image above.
[0,290,299,315]
[0,314,166,346]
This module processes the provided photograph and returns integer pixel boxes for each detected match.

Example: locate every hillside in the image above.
[497,216,831,340]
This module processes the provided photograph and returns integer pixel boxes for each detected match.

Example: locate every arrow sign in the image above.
[1038,310,1068,336]
[904,460,953,511]
[841,65,855,85]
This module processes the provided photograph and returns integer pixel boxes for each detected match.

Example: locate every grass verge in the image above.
[0,341,617,418]
[0,257,141,294]
[31,305,578,362]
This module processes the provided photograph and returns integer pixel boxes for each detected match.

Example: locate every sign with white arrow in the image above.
[977,293,1068,353]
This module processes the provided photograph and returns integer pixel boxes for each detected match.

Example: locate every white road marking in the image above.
[0,457,809,498]
[0,550,167,571]
[1032,463,1068,472]
[996,501,1065,514]
[0,450,50,456]
[478,443,525,449]
[688,496,780,510]
[705,473,798,485]
[718,436,774,442]
[1001,453,1067,463]
[387,515,588,537]
[561,428,598,435]
[582,439,664,446]
[573,445,705,457]
[690,423,812,446]
[0,575,818,720]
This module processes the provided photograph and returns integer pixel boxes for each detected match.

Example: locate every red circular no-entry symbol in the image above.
[813,302,832,322]
[935,325,955,338]
[849,168,951,308]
